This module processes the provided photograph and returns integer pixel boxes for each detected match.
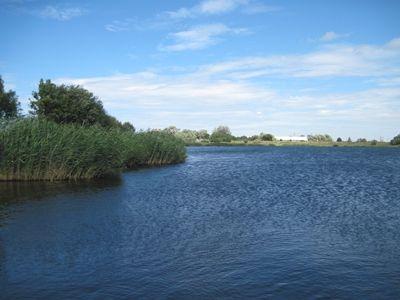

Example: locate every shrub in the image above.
[210,125,234,143]
[260,133,274,141]
[336,137,342,142]
[307,134,333,142]
[390,134,400,145]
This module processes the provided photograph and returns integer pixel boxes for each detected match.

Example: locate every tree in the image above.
[260,133,274,141]
[390,134,400,145]
[196,129,209,140]
[121,122,135,132]
[0,76,20,118]
[210,125,233,143]
[336,137,342,142]
[347,137,352,143]
[30,79,126,128]
[307,134,333,142]
[357,138,367,143]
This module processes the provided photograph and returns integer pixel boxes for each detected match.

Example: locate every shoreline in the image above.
[186,141,395,147]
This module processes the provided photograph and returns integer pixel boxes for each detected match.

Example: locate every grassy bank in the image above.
[0,118,186,181]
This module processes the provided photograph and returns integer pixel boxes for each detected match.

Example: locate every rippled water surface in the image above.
[1,146,400,299]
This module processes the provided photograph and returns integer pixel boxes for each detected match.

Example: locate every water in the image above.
[1,146,400,299]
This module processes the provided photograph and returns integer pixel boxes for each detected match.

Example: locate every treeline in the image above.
[0,76,186,181]
[164,125,275,144]
[162,125,400,146]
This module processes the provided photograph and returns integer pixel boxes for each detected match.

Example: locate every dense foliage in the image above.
[210,125,234,143]
[390,134,400,145]
[0,118,185,181]
[30,79,134,131]
[307,134,333,142]
[260,133,274,141]
[0,76,20,118]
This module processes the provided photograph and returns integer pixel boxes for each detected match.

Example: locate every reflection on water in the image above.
[1,146,400,299]
[0,177,122,203]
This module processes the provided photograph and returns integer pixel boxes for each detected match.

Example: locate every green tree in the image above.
[390,134,400,145]
[260,133,274,141]
[210,125,233,143]
[30,79,125,128]
[336,137,342,142]
[0,76,20,118]
[307,134,333,142]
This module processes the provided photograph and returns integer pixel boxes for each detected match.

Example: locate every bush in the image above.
[260,133,274,141]
[307,134,333,142]
[390,134,400,145]
[336,137,342,142]
[210,125,233,143]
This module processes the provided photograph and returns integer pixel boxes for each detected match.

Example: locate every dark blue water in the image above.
[1,146,400,299]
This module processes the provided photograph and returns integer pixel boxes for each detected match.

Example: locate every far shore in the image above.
[186,141,396,147]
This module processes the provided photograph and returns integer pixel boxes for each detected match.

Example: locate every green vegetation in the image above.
[165,125,393,147]
[210,126,234,143]
[0,76,20,119]
[0,118,185,181]
[307,134,333,142]
[390,134,400,145]
[0,78,186,181]
[31,79,134,130]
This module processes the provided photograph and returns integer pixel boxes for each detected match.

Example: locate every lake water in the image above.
[1,146,400,299]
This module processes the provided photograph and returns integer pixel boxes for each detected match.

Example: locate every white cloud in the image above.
[320,31,350,42]
[160,23,248,51]
[53,37,400,139]
[55,71,400,139]
[38,5,84,21]
[164,0,276,19]
[197,37,400,78]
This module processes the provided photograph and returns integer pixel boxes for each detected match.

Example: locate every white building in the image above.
[275,136,308,142]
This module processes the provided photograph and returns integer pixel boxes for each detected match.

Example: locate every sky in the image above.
[1,0,400,140]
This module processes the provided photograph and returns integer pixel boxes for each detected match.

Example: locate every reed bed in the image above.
[0,118,186,181]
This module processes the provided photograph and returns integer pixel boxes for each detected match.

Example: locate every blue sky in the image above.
[1,0,400,139]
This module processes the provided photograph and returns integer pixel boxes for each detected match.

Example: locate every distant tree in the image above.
[357,138,367,143]
[196,129,209,140]
[307,134,333,142]
[347,137,352,143]
[390,134,400,145]
[121,122,135,132]
[30,79,126,129]
[336,137,342,142]
[0,76,20,118]
[260,133,274,141]
[371,140,378,146]
[248,135,259,141]
[176,129,198,144]
[164,126,179,135]
[210,125,233,143]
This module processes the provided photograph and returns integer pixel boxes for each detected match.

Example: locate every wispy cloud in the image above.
[320,31,350,42]
[164,0,280,19]
[54,37,400,139]
[55,72,399,139]
[38,5,84,21]
[159,23,249,51]
[198,37,400,78]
